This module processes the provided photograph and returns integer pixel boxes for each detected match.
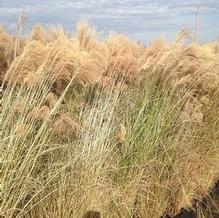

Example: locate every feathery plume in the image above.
[15,123,28,137]
[53,113,79,133]
[119,124,126,143]
[45,92,58,108]
[13,101,25,115]
[30,24,46,44]
[76,19,97,51]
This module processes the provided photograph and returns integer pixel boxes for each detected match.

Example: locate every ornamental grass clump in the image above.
[0,20,218,218]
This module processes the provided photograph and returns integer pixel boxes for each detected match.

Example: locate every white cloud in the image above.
[0,7,23,15]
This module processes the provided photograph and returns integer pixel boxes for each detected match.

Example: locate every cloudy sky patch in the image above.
[0,0,218,43]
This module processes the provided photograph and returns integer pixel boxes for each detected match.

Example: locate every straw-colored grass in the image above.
[0,20,218,218]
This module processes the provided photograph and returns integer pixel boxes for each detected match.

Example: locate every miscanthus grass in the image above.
[0,20,218,217]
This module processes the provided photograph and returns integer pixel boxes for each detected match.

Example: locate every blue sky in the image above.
[0,0,218,44]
